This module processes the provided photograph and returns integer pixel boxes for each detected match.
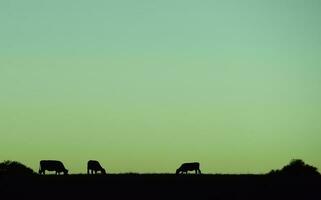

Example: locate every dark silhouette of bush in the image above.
[269,159,320,176]
[0,160,35,175]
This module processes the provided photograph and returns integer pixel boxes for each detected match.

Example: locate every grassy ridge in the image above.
[1,174,320,199]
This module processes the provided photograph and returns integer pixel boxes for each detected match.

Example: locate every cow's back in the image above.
[181,162,200,170]
[88,160,101,170]
[40,160,65,171]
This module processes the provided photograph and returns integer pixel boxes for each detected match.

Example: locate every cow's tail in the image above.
[38,163,42,174]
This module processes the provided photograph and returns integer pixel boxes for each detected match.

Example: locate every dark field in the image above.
[1,174,320,199]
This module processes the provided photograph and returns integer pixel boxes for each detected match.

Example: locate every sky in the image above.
[1,0,321,174]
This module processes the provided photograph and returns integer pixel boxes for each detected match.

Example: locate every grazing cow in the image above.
[87,160,106,174]
[176,162,201,174]
[39,160,68,175]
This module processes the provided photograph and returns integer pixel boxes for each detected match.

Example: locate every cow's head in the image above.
[63,169,69,175]
[102,168,106,174]
[176,168,180,174]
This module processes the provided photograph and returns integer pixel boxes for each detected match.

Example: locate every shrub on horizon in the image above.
[0,160,35,175]
[268,159,320,176]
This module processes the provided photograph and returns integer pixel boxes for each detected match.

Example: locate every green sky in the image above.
[1,0,321,174]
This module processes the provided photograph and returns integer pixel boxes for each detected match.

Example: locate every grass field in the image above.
[1,174,320,199]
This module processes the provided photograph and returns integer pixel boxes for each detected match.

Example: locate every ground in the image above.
[1,174,320,199]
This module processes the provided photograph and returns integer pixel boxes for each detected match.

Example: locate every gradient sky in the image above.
[1,0,321,174]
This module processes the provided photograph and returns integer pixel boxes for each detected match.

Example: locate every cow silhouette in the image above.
[176,162,201,174]
[87,160,106,174]
[39,160,68,175]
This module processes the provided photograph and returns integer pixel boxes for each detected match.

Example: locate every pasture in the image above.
[1,174,320,199]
